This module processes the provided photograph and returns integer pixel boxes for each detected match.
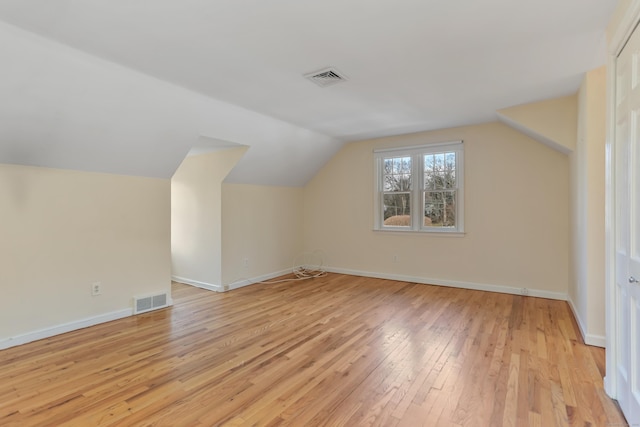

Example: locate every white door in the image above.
[615,22,640,425]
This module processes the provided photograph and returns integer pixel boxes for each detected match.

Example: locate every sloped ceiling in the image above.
[0,0,617,185]
[497,95,579,154]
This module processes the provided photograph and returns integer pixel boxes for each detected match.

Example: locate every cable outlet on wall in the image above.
[521,287,529,296]
[91,282,102,296]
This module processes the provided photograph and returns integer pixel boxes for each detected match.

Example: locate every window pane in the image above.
[424,154,434,172]
[383,156,412,192]
[424,191,456,227]
[444,152,456,189]
[424,152,456,190]
[434,153,445,171]
[401,157,411,173]
[401,174,411,190]
[445,152,455,169]
[393,158,402,173]
[384,174,411,191]
[424,171,433,190]
[384,159,393,174]
[383,193,411,226]
[384,176,396,191]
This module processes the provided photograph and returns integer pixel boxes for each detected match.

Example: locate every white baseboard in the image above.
[0,308,132,351]
[325,266,568,301]
[171,275,224,292]
[173,269,293,293]
[567,297,606,348]
[225,268,293,291]
[604,375,615,398]
[585,334,606,348]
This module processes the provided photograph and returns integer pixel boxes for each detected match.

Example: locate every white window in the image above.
[374,141,464,233]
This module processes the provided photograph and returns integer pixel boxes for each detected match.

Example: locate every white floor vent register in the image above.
[133,292,170,314]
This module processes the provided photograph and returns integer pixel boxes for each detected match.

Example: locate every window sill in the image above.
[373,228,466,237]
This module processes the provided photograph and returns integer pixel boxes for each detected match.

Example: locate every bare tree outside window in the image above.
[382,156,412,226]
[423,152,457,227]
[375,141,463,233]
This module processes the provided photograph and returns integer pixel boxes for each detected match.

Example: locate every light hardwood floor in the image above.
[0,274,628,426]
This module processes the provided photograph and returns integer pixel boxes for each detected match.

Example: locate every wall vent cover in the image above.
[304,67,348,87]
[133,292,169,314]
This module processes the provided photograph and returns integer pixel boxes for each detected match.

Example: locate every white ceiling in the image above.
[0,0,617,184]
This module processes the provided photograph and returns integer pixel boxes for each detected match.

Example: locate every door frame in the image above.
[605,0,640,398]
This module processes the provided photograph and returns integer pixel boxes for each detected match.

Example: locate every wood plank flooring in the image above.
[0,274,628,426]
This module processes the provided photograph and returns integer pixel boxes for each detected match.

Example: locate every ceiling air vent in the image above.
[304,67,348,87]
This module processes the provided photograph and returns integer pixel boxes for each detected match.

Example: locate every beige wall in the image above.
[221,184,303,287]
[303,122,570,295]
[570,67,607,344]
[498,95,578,153]
[0,163,170,342]
[171,147,246,288]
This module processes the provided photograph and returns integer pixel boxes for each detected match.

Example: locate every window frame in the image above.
[373,141,465,234]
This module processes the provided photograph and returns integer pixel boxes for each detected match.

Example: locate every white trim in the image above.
[497,112,572,154]
[171,275,224,292]
[373,140,463,153]
[225,268,293,291]
[325,266,568,301]
[173,269,295,293]
[567,297,606,348]
[374,142,465,233]
[584,334,606,349]
[604,376,614,399]
[373,229,466,237]
[0,308,133,350]
[604,0,640,399]
[610,1,640,57]
[605,48,619,398]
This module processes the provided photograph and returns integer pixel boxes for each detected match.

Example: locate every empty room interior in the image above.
[2,0,640,426]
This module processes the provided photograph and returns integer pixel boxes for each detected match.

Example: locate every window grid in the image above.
[423,151,457,228]
[382,156,413,227]
[374,142,463,233]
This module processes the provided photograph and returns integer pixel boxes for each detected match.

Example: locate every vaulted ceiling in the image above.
[0,0,617,185]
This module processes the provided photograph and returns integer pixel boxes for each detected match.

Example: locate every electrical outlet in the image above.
[243,257,249,269]
[521,287,529,296]
[92,282,102,296]
[392,254,398,263]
